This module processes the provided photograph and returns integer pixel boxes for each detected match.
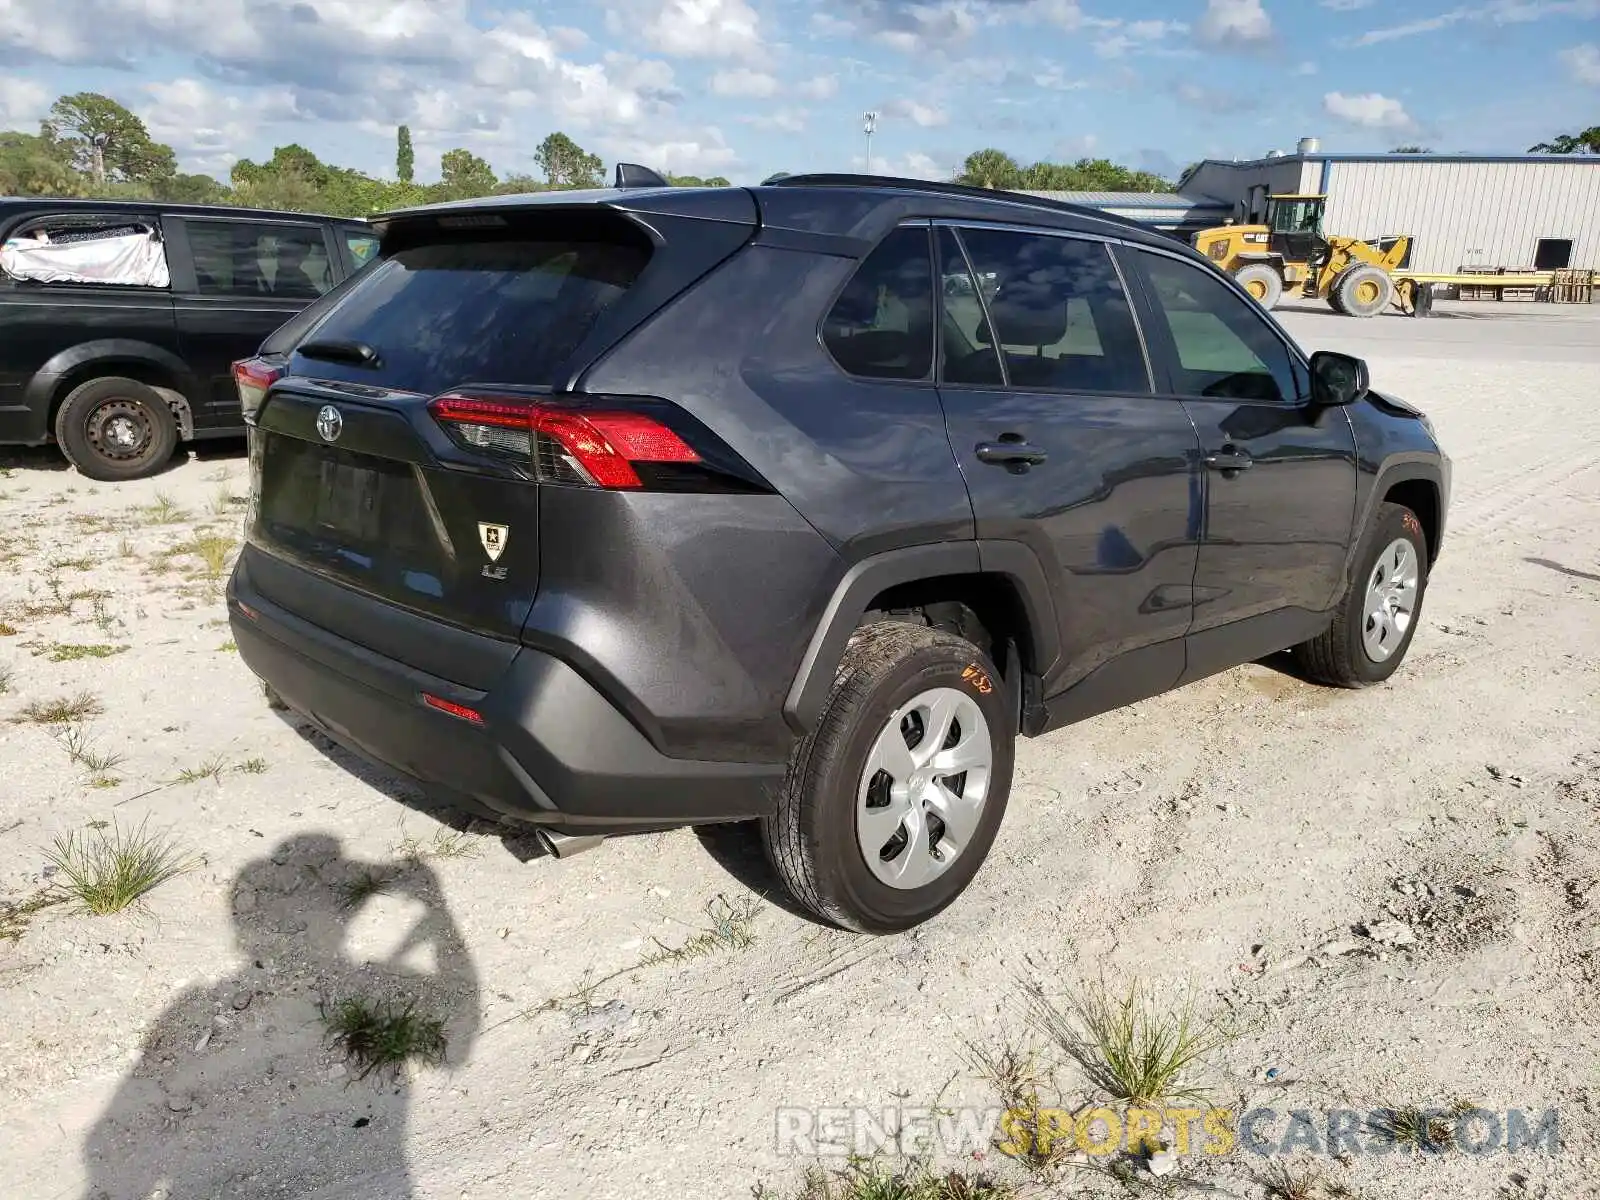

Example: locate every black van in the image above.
[0,198,376,480]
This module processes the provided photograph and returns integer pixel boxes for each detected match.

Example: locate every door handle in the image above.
[1204,449,1253,473]
[976,441,1049,467]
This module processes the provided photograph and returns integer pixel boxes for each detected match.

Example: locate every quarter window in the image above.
[345,231,380,268]
[950,227,1150,393]
[186,221,333,299]
[1131,251,1302,403]
[822,226,934,381]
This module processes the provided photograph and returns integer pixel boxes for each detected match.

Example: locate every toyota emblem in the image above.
[315,405,343,443]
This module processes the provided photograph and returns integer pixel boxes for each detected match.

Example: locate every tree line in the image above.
[0,92,730,216]
[2,91,1199,218]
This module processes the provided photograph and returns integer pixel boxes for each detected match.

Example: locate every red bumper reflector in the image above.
[422,693,485,725]
[237,603,260,622]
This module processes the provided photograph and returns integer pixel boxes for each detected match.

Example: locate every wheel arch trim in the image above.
[26,340,200,419]
[1351,457,1445,576]
[783,540,1061,734]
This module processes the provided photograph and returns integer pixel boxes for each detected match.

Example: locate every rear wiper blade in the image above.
[297,339,382,368]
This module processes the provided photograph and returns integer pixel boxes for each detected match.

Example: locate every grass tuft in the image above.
[323,996,446,1080]
[0,664,11,694]
[339,868,397,909]
[181,532,236,584]
[236,756,269,775]
[965,1039,1066,1170]
[139,494,187,525]
[1024,976,1231,1108]
[173,755,229,785]
[637,894,761,967]
[758,1158,1016,1200]
[44,818,196,915]
[1258,1161,1334,1200]
[18,691,103,725]
[1,888,68,943]
[395,826,483,863]
[1367,1106,1456,1153]
[56,725,125,775]
[40,642,125,663]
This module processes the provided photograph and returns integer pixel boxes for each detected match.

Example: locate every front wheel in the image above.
[54,376,179,482]
[761,621,1014,933]
[1294,502,1428,687]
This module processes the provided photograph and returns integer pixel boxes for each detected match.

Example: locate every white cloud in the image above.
[1356,0,1600,46]
[1033,65,1089,90]
[1563,42,1600,84]
[597,126,739,176]
[710,67,778,97]
[1095,17,1187,57]
[1323,90,1416,130]
[741,108,807,133]
[854,151,946,179]
[795,74,839,100]
[1320,0,1376,8]
[1197,0,1274,47]
[0,77,50,128]
[634,0,764,59]
[1295,60,1319,75]
[882,98,950,128]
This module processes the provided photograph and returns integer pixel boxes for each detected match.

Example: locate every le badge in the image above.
[478,522,509,580]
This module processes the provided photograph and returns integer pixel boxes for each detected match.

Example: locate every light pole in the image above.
[862,111,878,175]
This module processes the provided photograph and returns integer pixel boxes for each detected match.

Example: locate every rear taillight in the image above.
[421,693,485,724]
[233,357,284,423]
[428,394,704,490]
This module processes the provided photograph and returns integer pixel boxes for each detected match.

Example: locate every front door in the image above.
[1120,246,1358,681]
[165,216,339,430]
[934,224,1205,716]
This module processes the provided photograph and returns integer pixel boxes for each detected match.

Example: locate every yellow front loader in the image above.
[1191,194,1416,318]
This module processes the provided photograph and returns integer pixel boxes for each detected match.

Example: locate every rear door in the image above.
[166,214,339,430]
[933,222,1205,709]
[1120,245,1357,679]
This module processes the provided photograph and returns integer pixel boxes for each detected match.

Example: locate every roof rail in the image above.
[764,172,1150,227]
[615,162,670,189]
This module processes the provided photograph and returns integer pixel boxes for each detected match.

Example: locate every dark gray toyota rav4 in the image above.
[228,171,1450,933]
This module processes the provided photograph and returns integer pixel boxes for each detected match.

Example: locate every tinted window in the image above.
[298,235,649,393]
[187,221,332,299]
[937,228,1003,386]
[1132,251,1301,402]
[954,228,1149,393]
[823,226,934,381]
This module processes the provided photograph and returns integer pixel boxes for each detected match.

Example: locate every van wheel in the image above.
[55,377,179,482]
[761,621,1014,933]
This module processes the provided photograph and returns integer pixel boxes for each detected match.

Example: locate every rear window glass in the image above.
[295,234,651,392]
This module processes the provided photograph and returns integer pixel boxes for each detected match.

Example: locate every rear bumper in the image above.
[227,562,785,834]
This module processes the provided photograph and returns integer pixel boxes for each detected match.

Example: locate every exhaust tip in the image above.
[535,829,606,859]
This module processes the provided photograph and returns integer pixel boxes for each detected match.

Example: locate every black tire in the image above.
[1294,502,1429,687]
[761,621,1015,933]
[1327,286,1348,315]
[1233,263,1283,310]
[54,376,179,482]
[1334,265,1394,319]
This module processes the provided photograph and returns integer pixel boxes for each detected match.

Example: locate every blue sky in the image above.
[2,0,1597,186]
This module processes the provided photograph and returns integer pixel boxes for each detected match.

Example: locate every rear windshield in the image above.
[292,227,651,392]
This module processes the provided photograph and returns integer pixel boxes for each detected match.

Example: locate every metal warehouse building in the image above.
[1180,138,1600,275]
[1019,190,1229,240]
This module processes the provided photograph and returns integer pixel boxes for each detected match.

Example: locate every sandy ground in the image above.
[1,303,1598,1200]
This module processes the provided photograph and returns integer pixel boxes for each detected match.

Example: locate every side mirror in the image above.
[1309,350,1370,407]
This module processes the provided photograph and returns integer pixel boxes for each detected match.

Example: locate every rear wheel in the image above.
[1294,502,1428,687]
[54,376,179,482]
[1233,263,1283,310]
[1335,265,1394,319]
[761,621,1014,933]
